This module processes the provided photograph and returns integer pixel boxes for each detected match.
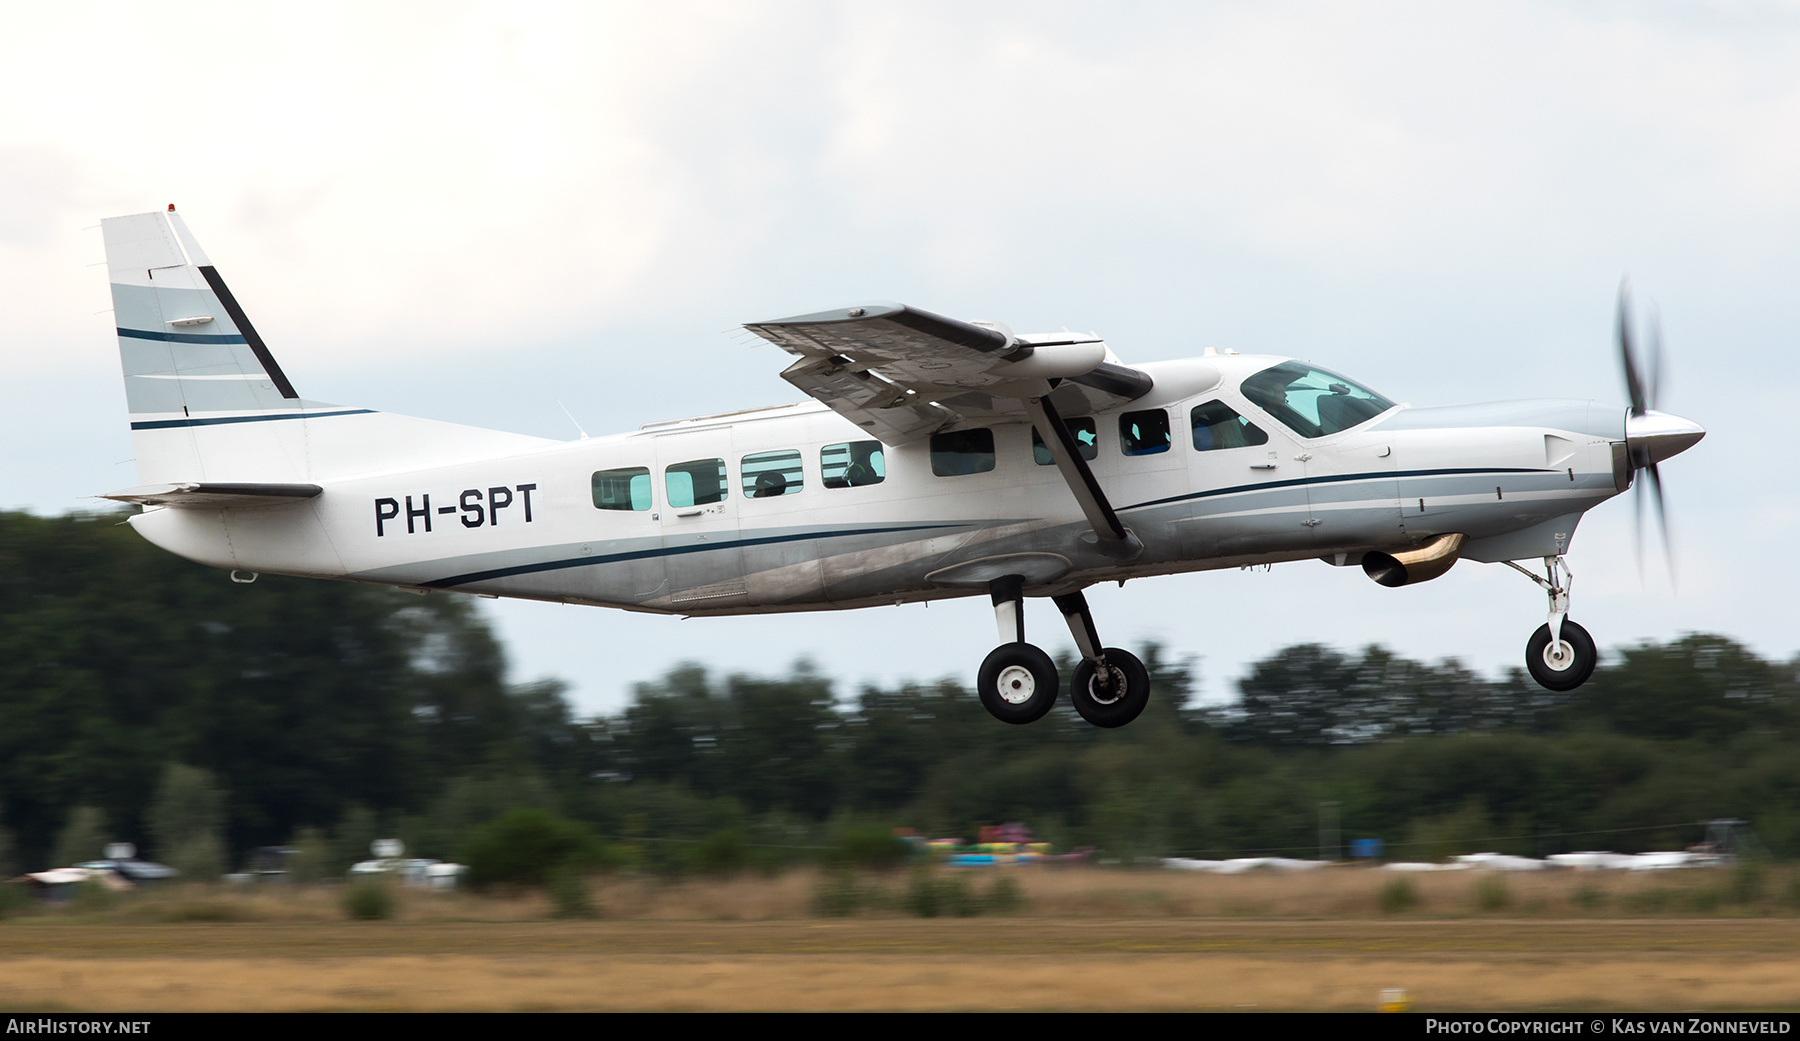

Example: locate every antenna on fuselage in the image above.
[556,399,590,440]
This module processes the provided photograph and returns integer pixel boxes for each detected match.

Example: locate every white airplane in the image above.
[97,207,1705,728]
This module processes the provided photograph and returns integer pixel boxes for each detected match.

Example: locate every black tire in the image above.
[1069,647,1151,728]
[976,643,1060,724]
[1525,620,1597,691]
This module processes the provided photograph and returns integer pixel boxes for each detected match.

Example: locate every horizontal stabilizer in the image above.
[103,482,323,508]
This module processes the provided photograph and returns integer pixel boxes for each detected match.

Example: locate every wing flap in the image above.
[746,302,1153,444]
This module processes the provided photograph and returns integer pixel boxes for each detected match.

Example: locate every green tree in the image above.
[149,764,228,880]
[462,808,603,890]
[52,807,109,868]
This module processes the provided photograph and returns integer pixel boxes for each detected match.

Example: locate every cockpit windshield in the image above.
[1239,361,1396,438]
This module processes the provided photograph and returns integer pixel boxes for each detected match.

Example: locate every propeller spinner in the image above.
[1616,282,1705,574]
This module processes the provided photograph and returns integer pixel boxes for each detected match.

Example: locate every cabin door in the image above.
[654,430,747,609]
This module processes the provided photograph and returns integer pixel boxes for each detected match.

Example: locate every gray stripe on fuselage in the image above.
[1371,400,1624,439]
[363,522,968,591]
[1122,466,1550,513]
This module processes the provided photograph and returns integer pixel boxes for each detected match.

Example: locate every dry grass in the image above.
[2,918,1799,1011]
[5,950,1800,1012]
[4,865,1797,1010]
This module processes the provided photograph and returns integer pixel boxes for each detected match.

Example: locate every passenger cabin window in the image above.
[821,440,886,487]
[930,428,996,476]
[1119,409,1171,456]
[665,458,728,508]
[742,449,804,498]
[1031,418,1098,465]
[592,467,652,511]
[1190,400,1269,451]
[1239,361,1395,439]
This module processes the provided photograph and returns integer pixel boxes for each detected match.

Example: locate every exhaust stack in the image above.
[1363,533,1466,588]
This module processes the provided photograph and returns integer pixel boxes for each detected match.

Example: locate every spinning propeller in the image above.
[1616,282,1705,578]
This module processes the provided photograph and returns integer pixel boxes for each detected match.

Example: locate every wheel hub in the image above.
[996,664,1037,704]
[1087,666,1126,705]
[1542,641,1574,671]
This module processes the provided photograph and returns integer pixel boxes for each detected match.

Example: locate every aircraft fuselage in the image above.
[129,355,1627,614]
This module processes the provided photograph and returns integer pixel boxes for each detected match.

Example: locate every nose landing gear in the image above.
[1506,555,1598,691]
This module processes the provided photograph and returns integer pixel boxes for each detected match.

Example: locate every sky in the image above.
[5,2,1797,716]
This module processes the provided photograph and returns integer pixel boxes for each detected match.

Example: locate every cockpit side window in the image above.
[1119,409,1170,456]
[1190,400,1269,451]
[1239,361,1394,438]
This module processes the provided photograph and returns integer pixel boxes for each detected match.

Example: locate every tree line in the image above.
[3,509,1797,876]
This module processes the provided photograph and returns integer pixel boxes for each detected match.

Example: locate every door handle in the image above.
[675,508,704,518]
[1249,463,1277,470]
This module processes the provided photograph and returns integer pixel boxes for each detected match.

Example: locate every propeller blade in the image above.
[1646,303,1665,413]
[1616,281,1680,585]
[1646,462,1674,586]
[1617,282,1647,416]
[1632,468,1645,578]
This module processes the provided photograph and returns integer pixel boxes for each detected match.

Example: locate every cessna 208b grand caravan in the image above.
[98,207,1704,728]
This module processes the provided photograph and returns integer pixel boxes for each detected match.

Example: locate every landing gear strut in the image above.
[1053,591,1150,728]
[977,576,1059,724]
[1505,555,1598,691]
[975,577,1151,727]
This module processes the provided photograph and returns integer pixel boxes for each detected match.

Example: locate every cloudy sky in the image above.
[5,2,1796,714]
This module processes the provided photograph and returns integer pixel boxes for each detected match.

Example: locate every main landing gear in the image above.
[1505,555,1597,691]
[977,576,1151,728]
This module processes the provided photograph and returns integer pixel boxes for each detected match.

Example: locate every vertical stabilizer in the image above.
[104,207,328,484]
[100,208,554,486]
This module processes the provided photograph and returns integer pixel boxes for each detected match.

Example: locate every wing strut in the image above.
[1022,394,1143,561]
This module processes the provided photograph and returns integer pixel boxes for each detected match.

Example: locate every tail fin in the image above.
[101,207,550,486]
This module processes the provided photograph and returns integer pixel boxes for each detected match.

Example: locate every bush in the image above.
[0,882,31,919]
[74,876,116,915]
[1572,883,1606,911]
[1379,877,1418,914]
[688,829,749,876]
[1475,874,1510,912]
[1728,861,1766,904]
[284,827,330,885]
[905,869,977,918]
[462,809,604,891]
[342,879,395,920]
[813,870,872,917]
[829,825,911,872]
[546,865,598,919]
[985,874,1023,915]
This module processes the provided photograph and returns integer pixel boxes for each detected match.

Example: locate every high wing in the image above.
[744,302,1154,445]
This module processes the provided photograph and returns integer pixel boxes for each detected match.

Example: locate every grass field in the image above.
[3,866,1798,1011]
